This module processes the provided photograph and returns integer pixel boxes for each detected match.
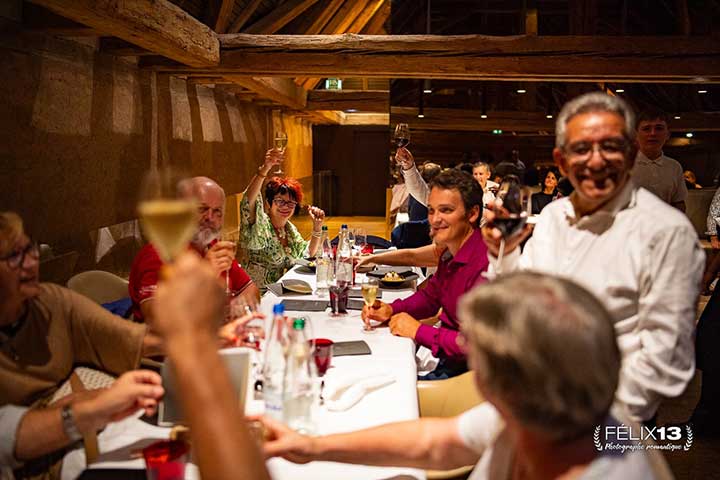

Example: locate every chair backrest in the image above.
[417,371,483,418]
[67,270,129,305]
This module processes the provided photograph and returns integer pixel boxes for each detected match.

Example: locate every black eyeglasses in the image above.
[2,240,39,269]
[273,198,298,209]
[564,138,629,165]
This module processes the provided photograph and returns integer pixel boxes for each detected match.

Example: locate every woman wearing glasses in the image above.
[240,148,325,287]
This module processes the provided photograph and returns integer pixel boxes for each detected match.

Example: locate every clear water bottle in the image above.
[283,317,317,434]
[262,303,288,421]
[315,226,333,294]
[335,224,352,284]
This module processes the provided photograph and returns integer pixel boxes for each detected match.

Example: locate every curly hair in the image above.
[265,176,303,215]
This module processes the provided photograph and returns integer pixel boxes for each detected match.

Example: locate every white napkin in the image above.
[324,374,396,412]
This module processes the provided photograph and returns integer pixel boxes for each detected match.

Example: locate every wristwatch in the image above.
[61,405,83,442]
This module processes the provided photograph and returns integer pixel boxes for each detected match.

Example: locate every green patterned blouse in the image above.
[239,192,308,287]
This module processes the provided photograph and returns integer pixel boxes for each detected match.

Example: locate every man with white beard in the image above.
[129,176,258,323]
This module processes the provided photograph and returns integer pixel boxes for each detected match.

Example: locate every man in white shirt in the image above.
[631,109,687,211]
[472,161,499,206]
[484,92,704,423]
[261,272,671,479]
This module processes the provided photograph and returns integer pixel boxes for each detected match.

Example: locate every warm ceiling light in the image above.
[516,89,526,94]
[674,115,681,120]
[546,114,553,119]
[417,113,425,118]
[615,89,625,93]
[698,89,708,94]
[480,114,487,119]
[423,79,432,94]
[686,132,694,138]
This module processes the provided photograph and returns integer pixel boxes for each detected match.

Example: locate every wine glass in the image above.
[488,177,532,275]
[137,167,197,265]
[354,228,367,254]
[273,131,288,175]
[393,123,410,149]
[361,277,379,333]
[311,338,333,405]
[347,228,356,252]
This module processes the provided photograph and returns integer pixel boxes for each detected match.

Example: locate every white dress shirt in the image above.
[495,180,704,421]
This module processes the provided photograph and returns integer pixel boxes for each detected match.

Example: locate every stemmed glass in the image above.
[393,123,410,149]
[137,167,197,268]
[311,339,333,405]
[220,228,239,297]
[488,178,532,275]
[354,228,367,254]
[360,277,379,334]
[273,131,288,175]
[347,228,356,252]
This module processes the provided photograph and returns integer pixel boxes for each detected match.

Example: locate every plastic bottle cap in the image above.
[292,318,306,330]
[273,304,285,315]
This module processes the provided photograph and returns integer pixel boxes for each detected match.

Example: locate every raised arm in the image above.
[245,149,283,226]
[397,148,429,206]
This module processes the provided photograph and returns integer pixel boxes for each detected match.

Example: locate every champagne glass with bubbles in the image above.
[137,167,197,269]
[274,131,288,175]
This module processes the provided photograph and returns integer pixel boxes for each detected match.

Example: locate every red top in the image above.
[128,242,252,322]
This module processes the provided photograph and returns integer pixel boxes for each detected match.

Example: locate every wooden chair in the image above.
[67,270,129,305]
[417,371,483,480]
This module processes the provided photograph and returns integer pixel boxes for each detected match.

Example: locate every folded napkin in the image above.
[324,374,396,412]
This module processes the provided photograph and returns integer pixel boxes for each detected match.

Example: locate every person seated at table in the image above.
[262,272,671,479]
[362,169,488,379]
[239,149,325,287]
[472,161,499,204]
[1,370,163,477]
[531,169,560,214]
[129,176,258,323]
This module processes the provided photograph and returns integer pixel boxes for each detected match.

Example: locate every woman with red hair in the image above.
[239,148,325,286]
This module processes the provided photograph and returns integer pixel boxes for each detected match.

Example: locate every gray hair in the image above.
[473,161,491,174]
[459,272,620,442]
[555,92,636,148]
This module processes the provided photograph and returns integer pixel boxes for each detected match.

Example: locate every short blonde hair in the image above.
[459,271,620,442]
[0,212,24,257]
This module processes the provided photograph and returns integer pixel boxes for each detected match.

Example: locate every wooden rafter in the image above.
[27,0,219,67]
[214,0,236,33]
[306,90,388,111]
[227,0,262,33]
[143,34,720,83]
[347,0,385,34]
[361,0,390,34]
[99,37,153,56]
[243,0,321,34]
[23,4,100,36]
[302,0,346,35]
[223,76,307,110]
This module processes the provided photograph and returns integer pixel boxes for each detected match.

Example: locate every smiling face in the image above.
[427,187,479,252]
[636,118,669,160]
[554,111,634,214]
[544,171,558,191]
[269,192,298,224]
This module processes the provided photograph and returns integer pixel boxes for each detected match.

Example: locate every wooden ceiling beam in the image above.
[22,3,100,36]
[391,107,720,132]
[243,0,321,34]
[299,0,371,89]
[306,90,388,111]
[143,34,720,83]
[302,0,346,35]
[99,37,153,56]
[227,0,262,33]
[361,0,390,34]
[214,0,236,33]
[27,0,219,67]
[223,76,307,110]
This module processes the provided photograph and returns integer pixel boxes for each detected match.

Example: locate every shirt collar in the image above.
[564,179,636,227]
[444,228,485,265]
[636,150,664,165]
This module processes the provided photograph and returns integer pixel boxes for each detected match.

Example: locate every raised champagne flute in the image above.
[220,228,239,297]
[137,167,197,270]
[361,277,379,333]
[274,131,288,175]
[489,176,532,276]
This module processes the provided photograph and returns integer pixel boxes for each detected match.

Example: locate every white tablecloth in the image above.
[64,266,425,480]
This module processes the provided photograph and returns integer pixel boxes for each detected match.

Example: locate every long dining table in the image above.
[65,263,426,480]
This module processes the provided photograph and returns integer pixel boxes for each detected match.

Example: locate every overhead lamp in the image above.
[481,114,488,119]
[674,115,681,120]
[546,114,553,119]
[615,88,625,93]
[686,132,694,138]
[345,108,358,113]
[516,89,526,94]
[418,84,425,118]
[423,79,432,94]
[698,89,708,94]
